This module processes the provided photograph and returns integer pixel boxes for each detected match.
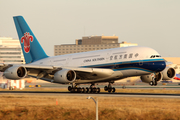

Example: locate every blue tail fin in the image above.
[13,16,48,64]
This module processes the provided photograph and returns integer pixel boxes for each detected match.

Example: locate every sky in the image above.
[0,0,180,57]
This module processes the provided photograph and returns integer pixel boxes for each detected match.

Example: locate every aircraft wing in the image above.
[0,63,13,71]
[174,74,180,80]
[2,64,115,81]
[0,64,54,71]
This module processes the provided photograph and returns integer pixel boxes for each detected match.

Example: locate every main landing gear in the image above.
[149,78,157,86]
[104,82,116,93]
[68,83,100,93]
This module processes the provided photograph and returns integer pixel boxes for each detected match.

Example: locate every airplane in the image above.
[173,74,180,80]
[0,16,176,93]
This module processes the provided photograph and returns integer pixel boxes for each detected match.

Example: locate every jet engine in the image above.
[54,69,76,84]
[140,72,162,83]
[161,67,176,80]
[4,66,27,79]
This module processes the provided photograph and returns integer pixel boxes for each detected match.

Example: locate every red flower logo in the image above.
[21,32,33,53]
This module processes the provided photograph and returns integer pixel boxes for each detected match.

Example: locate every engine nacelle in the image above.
[54,69,76,84]
[161,67,176,80]
[140,72,162,83]
[4,66,27,79]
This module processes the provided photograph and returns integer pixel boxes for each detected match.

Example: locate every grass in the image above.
[0,94,180,119]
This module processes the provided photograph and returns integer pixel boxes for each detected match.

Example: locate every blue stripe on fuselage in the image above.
[82,58,166,73]
[113,68,152,72]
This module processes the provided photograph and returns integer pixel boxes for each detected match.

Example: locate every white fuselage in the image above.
[30,46,166,83]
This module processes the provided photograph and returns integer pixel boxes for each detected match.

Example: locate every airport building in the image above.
[0,37,25,64]
[54,35,138,56]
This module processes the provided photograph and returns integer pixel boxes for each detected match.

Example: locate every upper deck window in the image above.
[156,55,161,57]
[129,53,133,58]
[119,55,122,59]
[135,53,139,57]
[124,54,127,59]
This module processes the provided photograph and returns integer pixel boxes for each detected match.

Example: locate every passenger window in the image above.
[114,55,117,60]
[124,54,127,59]
[119,55,122,59]
[135,53,139,57]
[110,56,113,60]
[150,55,155,58]
[129,53,133,58]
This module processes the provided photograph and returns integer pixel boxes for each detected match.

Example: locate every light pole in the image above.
[87,96,98,120]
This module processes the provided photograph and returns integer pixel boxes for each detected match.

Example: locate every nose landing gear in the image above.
[149,77,157,86]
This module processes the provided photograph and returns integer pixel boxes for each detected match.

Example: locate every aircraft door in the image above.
[138,53,143,66]
[106,52,110,62]
[139,59,143,66]
[65,56,72,66]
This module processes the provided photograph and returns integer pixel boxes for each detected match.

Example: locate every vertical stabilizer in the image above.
[13,16,48,64]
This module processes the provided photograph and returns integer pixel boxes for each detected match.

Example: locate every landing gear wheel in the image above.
[86,87,89,93]
[154,81,157,86]
[149,81,154,86]
[97,87,100,93]
[93,87,97,93]
[108,88,112,93]
[90,88,93,93]
[71,88,75,93]
[77,87,82,93]
[104,86,108,91]
[112,87,116,93]
[68,86,72,91]
[82,87,85,93]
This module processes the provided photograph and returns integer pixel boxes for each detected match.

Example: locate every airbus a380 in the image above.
[0,16,176,93]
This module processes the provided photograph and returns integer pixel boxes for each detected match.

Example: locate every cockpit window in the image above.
[150,55,155,58]
[150,55,161,58]
[156,55,161,57]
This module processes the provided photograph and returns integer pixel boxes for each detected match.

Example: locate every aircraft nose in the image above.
[162,60,166,70]
[157,60,166,72]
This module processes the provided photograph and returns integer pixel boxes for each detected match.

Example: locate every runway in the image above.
[26,81,180,90]
[2,82,180,98]
[1,91,180,98]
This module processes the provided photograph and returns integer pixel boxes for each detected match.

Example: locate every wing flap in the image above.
[25,65,114,80]
[62,67,114,77]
